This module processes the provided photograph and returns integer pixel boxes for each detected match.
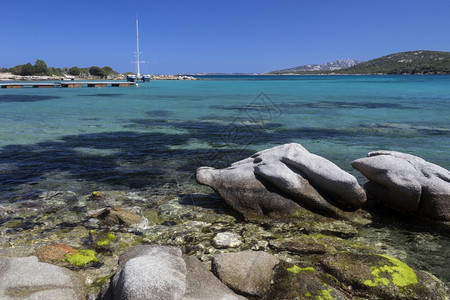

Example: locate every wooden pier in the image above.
[0,81,137,89]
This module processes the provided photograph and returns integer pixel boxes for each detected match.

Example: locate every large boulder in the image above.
[212,250,280,297]
[320,252,448,300]
[265,253,448,300]
[101,245,187,300]
[352,150,450,220]
[100,245,246,300]
[196,143,366,220]
[0,256,85,300]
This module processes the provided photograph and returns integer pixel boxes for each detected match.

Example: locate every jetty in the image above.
[0,82,137,89]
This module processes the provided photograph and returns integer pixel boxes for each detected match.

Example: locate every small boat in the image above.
[127,18,151,82]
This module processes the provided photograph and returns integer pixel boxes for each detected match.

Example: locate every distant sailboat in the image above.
[127,18,151,82]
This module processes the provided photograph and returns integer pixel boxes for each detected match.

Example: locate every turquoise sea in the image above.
[1,75,449,197]
[1,75,449,285]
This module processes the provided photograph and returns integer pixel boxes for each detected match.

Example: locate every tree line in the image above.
[0,59,119,78]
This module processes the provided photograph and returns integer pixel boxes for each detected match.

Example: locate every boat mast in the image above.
[136,18,140,77]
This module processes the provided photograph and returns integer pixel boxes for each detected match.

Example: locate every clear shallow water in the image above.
[1,75,449,197]
[1,75,449,285]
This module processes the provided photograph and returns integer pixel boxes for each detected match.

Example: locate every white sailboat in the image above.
[127,18,151,82]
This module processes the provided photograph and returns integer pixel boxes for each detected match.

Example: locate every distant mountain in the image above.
[268,59,361,74]
[335,50,450,74]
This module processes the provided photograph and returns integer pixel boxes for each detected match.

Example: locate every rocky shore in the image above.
[0,72,196,81]
[151,75,197,80]
[0,72,78,81]
[0,143,449,299]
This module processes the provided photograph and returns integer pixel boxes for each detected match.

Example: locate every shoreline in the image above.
[3,72,450,83]
[1,185,449,298]
[0,72,196,81]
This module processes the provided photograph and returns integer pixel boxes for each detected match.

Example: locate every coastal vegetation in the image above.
[336,50,450,75]
[0,59,120,78]
[268,50,450,75]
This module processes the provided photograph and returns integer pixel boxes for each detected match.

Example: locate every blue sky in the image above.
[1,0,449,74]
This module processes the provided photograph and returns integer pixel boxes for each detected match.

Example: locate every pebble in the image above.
[212,232,242,249]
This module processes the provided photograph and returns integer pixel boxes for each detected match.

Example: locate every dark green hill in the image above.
[337,50,450,75]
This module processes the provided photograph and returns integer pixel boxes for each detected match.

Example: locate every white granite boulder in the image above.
[352,150,450,220]
[101,245,187,300]
[0,256,85,300]
[100,245,246,300]
[196,143,366,220]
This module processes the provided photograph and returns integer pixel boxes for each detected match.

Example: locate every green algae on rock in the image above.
[286,265,316,274]
[1,189,449,299]
[320,252,447,299]
[88,230,121,254]
[363,254,418,288]
[304,286,336,300]
[64,249,99,267]
[264,261,348,300]
[94,232,117,247]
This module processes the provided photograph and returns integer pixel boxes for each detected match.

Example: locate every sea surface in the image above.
[1,75,449,196]
[1,75,449,285]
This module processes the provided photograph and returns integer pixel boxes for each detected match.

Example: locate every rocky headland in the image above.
[0,143,449,299]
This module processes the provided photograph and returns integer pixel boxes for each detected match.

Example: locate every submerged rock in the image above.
[90,207,146,227]
[212,232,242,249]
[196,143,366,221]
[89,230,120,253]
[63,249,99,268]
[352,150,450,220]
[34,243,78,266]
[212,250,280,297]
[269,237,327,255]
[0,256,86,300]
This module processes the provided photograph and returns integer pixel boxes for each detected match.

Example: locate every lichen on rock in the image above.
[286,265,316,274]
[64,249,98,267]
[363,254,418,288]
[320,252,446,299]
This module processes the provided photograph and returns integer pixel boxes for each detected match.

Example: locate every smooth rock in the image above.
[196,162,304,221]
[34,243,78,266]
[101,245,186,300]
[212,232,242,249]
[352,150,450,220]
[212,250,280,297]
[196,143,366,221]
[0,256,85,300]
[91,207,145,226]
[182,255,246,300]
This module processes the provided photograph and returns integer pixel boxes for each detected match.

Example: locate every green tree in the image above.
[101,66,114,78]
[51,67,62,76]
[89,66,104,78]
[19,63,35,76]
[34,59,49,75]
[68,66,81,76]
